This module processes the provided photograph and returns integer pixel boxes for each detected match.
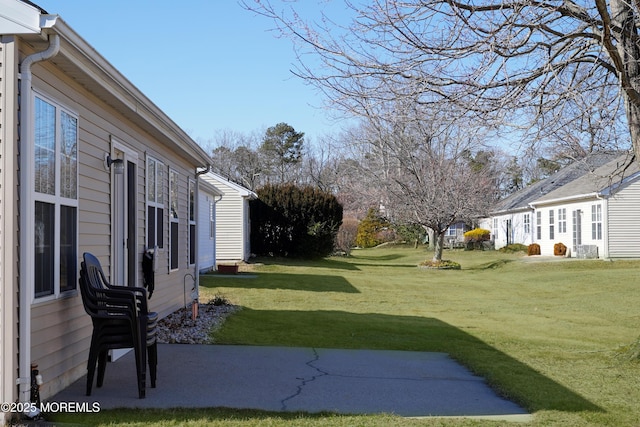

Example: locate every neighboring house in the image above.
[480,152,640,258]
[0,0,212,414]
[444,221,469,247]
[199,172,257,263]
[197,177,223,273]
[530,153,640,258]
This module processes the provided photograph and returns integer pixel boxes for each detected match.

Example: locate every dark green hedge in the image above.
[250,184,343,258]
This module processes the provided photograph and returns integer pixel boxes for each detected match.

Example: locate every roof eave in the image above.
[14,10,211,168]
[529,192,601,207]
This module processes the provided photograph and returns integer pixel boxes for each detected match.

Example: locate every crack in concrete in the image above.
[280,349,485,411]
[280,348,329,411]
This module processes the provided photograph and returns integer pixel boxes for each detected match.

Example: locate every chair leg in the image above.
[86,337,100,396]
[148,342,157,388]
[136,320,147,398]
[96,350,108,388]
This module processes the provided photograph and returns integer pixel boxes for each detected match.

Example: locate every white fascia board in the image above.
[529,192,601,208]
[202,172,257,199]
[490,206,534,216]
[198,177,223,197]
[0,0,42,34]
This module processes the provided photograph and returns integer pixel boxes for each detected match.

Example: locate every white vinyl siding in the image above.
[608,179,640,257]
[200,173,256,262]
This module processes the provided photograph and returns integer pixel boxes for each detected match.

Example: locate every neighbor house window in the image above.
[549,210,555,240]
[169,169,179,271]
[536,211,542,240]
[34,95,78,298]
[209,200,215,240]
[558,208,567,233]
[189,179,196,266]
[592,204,602,240]
[146,156,164,250]
[523,214,531,235]
[492,218,498,241]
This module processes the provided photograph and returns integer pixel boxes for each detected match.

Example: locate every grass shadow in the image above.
[200,273,360,293]
[350,253,405,262]
[252,257,361,271]
[214,308,603,414]
[465,259,516,270]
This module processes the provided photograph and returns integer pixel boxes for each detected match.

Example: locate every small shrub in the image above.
[355,208,390,248]
[419,259,462,270]
[499,243,528,253]
[464,228,491,250]
[394,223,427,248]
[463,228,491,242]
[335,217,359,256]
[554,242,567,256]
[528,243,541,255]
[209,294,231,306]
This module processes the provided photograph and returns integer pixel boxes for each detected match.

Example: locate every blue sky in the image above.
[34,1,342,146]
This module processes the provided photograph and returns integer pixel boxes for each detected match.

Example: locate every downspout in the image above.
[192,165,212,315]
[596,193,608,259]
[18,33,60,403]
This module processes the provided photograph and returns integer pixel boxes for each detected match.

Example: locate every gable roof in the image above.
[531,152,639,206]
[492,152,624,214]
[199,171,257,199]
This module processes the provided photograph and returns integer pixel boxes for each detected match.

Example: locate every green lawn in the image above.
[55,247,640,426]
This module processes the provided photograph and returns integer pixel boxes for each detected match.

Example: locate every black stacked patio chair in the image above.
[79,252,158,398]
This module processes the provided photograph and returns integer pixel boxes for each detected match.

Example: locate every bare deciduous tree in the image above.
[242,0,638,161]
[349,104,496,262]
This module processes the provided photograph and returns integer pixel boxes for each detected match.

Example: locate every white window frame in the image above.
[592,204,602,240]
[492,218,498,241]
[33,93,79,301]
[169,169,180,272]
[549,209,555,240]
[558,208,567,234]
[146,155,165,251]
[209,200,215,240]
[523,214,531,235]
[536,211,542,240]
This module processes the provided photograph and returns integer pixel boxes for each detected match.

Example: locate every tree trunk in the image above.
[610,0,640,160]
[624,96,640,161]
[432,231,445,262]
[427,228,435,251]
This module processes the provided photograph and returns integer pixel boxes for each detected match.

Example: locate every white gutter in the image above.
[529,192,601,208]
[17,32,60,403]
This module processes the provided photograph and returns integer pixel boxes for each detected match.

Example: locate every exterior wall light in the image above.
[104,153,124,174]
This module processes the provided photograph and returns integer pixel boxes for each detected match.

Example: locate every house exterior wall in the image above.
[24,49,201,399]
[200,174,255,263]
[607,179,640,258]
[0,35,20,420]
[485,210,534,249]
[216,187,248,262]
[533,200,607,258]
